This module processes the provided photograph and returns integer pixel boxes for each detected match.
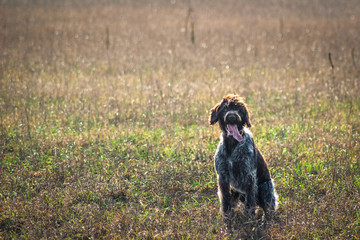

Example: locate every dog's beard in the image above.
[226,124,243,142]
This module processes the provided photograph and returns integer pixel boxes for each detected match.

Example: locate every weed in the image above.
[1,0,359,239]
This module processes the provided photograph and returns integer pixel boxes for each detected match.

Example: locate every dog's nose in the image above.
[224,111,241,123]
[227,114,237,122]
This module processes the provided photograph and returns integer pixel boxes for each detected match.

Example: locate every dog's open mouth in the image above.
[226,124,243,142]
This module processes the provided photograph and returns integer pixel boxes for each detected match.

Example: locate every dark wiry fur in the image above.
[209,94,277,220]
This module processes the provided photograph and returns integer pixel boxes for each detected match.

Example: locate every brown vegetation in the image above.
[1,0,359,239]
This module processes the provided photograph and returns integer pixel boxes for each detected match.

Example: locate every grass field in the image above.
[1,0,360,239]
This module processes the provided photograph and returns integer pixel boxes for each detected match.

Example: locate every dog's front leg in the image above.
[244,174,256,217]
[218,176,231,215]
[218,176,233,229]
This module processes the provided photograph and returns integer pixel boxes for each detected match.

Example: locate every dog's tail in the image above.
[258,179,278,213]
[272,179,279,210]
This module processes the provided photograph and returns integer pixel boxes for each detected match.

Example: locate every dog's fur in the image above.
[209,94,277,220]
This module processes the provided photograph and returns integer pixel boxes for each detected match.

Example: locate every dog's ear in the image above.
[210,99,227,125]
[210,100,225,125]
[243,105,252,127]
[245,114,251,127]
[209,106,219,125]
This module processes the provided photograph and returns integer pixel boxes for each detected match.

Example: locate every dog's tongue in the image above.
[226,124,243,142]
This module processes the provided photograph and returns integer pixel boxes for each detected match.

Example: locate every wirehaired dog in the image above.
[209,94,277,221]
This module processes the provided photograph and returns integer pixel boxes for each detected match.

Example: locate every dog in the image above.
[209,94,277,220]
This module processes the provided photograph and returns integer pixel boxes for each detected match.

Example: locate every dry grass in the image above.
[1,0,360,239]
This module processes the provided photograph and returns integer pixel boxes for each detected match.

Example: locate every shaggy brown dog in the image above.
[209,94,277,220]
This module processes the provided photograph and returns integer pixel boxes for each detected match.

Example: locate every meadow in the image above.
[1,0,360,239]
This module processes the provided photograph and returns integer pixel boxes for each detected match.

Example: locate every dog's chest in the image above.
[224,138,255,191]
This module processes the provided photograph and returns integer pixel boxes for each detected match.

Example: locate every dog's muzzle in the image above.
[224,111,241,124]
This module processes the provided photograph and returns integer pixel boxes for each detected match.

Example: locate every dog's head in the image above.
[209,94,251,142]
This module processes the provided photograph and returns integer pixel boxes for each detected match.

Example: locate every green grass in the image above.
[1,0,360,239]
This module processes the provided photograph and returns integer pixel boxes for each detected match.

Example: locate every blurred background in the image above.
[1,0,359,239]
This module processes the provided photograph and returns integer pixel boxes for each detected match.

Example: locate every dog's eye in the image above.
[218,104,228,113]
[222,106,230,114]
